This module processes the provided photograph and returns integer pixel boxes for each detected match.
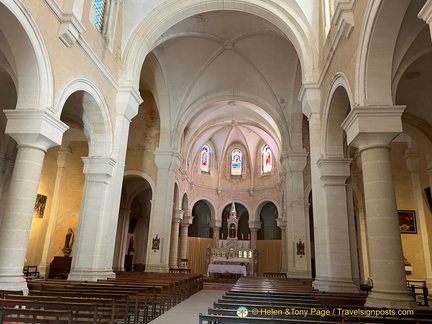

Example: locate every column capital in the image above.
[419,0,432,25]
[154,149,181,171]
[281,150,308,171]
[210,219,222,228]
[82,156,116,183]
[317,157,352,186]
[116,86,143,121]
[180,215,193,226]
[299,83,321,118]
[249,220,262,230]
[341,106,405,150]
[276,218,287,229]
[404,149,420,174]
[4,109,69,151]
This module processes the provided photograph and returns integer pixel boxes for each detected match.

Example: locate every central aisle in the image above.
[149,289,226,323]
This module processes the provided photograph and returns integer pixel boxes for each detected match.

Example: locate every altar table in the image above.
[207,264,247,277]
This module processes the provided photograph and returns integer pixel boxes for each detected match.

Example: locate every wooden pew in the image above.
[29,289,136,324]
[0,299,114,324]
[0,307,73,323]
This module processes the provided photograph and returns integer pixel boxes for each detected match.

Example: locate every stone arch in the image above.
[256,201,280,240]
[355,0,411,106]
[0,1,53,109]
[189,199,214,238]
[55,79,113,157]
[121,0,318,89]
[323,73,353,157]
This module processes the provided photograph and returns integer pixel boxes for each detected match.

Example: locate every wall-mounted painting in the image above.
[34,194,47,218]
[398,210,416,234]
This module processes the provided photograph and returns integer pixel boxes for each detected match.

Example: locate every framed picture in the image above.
[398,210,416,234]
[34,194,47,218]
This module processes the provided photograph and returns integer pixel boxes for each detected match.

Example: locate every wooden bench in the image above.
[0,307,73,323]
[0,299,114,323]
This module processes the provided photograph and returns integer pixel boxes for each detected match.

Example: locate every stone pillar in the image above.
[314,157,358,292]
[342,106,415,308]
[210,219,222,246]
[145,150,180,272]
[38,147,72,278]
[300,85,328,288]
[104,87,140,273]
[286,152,309,278]
[68,157,117,281]
[178,214,193,268]
[248,221,261,250]
[0,157,14,227]
[112,208,131,272]
[356,204,370,284]
[169,209,183,269]
[404,149,432,287]
[0,110,67,292]
[346,179,360,288]
[276,218,288,273]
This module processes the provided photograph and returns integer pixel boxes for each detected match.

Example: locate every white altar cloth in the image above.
[207,264,247,276]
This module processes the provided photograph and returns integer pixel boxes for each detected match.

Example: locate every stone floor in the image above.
[148,288,226,323]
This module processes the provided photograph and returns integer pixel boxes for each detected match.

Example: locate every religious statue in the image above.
[229,224,236,238]
[296,239,305,255]
[152,235,160,250]
[62,228,74,257]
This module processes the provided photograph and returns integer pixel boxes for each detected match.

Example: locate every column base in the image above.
[0,275,28,294]
[145,263,169,272]
[365,290,416,309]
[313,277,359,293]
[67,269,116,281]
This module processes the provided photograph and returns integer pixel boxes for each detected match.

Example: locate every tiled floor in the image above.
[149,289,226,323]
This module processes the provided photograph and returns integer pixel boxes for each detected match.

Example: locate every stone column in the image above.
[112,208,131,272]
[68,157,117,281]
[346,179,360,288]
[342,106,415,308]
[314,157,358,292]
[0,157,14,227]
[404,148,432,287]
[38,147,72,278]
[104,87,140,273]
[276,218,287,273]
[300,85,328,288]
[286,152,309,278]
[178,214,193,269]
[169,209,183,269]
[0,110,68,292]
[210,219,222,246]
[145,150,180,272]
[248,221,261,249]
[356,204,370,284]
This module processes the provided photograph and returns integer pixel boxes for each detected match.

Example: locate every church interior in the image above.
[1,0,432,315]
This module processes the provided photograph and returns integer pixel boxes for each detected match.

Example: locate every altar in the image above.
[207,264,247,277]
[206,201,258,277]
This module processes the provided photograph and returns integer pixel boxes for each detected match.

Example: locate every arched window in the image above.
[262,145,272,173]
[94,0,108,32]
[231,149,242,176]
[200,145,210,173]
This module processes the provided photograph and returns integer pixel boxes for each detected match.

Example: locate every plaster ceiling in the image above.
[141,10,301,165]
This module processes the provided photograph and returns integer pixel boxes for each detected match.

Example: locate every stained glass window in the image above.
[262,145,272,173]
[94,0,107,32]
[231,149,242,176]
[200,145,210,173]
